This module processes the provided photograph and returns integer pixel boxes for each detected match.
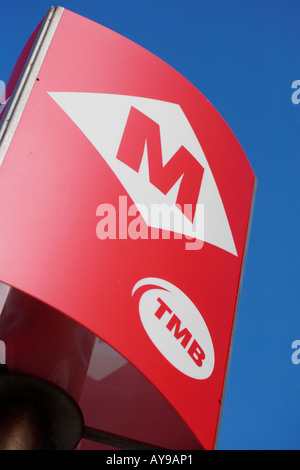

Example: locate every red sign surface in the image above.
[0,7,256,449]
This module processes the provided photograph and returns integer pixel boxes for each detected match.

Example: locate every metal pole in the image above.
[0,401,46,450]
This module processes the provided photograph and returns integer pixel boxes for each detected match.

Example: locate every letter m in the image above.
[116,107,204,222]
[166,314,192,348]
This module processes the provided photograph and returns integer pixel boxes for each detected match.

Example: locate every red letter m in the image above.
[116,107,204,222]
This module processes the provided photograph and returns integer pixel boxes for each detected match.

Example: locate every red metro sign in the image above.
[0,7,256,450]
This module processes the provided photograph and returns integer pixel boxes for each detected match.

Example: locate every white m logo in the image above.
[48,92,237,256]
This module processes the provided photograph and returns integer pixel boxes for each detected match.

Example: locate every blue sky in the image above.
[1,0,299,450]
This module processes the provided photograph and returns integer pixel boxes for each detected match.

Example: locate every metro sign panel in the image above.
[0,7,256,449]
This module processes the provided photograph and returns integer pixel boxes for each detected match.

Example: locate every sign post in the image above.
[0,7,256,450]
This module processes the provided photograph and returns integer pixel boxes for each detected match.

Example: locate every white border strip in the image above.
[0,6,64,165]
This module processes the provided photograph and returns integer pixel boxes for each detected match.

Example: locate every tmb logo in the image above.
[49,92,237,256]
[132,277,215,379]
